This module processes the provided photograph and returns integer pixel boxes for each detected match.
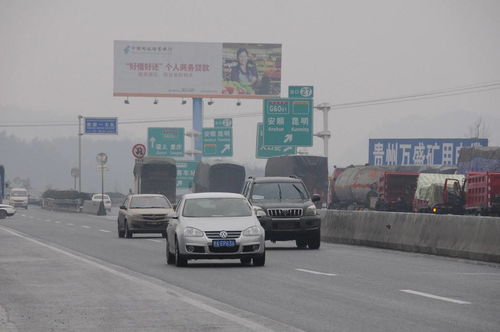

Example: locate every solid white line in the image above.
[66,223,74,226]
[99,229,111,233]
[81,225,90,229]
[296,268,337,276]
[147,239,162,243]
[400,289,471,305]
[0,226,282,332]
[455,273,500,276]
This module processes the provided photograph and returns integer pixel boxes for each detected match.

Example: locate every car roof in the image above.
[248,176,303,183]
[182,192,245,199]
[128,194,166,198]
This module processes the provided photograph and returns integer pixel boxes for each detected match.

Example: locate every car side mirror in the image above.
[312,194,321,202]
[119,205,127,210]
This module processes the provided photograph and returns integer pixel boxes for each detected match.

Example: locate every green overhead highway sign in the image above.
[256,123,296,159]
[288,86,314,99]
[214,118,233,128]
[147,127,185,157]
[263,98,313,146]
[176,161,198,188]
[202,128,233,157]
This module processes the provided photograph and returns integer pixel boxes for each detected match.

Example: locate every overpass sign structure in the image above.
[263,98,313,147]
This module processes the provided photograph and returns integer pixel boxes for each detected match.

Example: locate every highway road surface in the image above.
[0,206,499,331]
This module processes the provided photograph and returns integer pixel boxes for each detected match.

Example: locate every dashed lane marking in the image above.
[66,223,74,226]
[81,225,90,229]
[400,289,471,305]
[99,229,111,233]
[295,268,337,276]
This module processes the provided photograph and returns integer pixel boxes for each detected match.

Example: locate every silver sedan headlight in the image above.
[243,226,262,237]
[304,204,317,216]
[184,227,204,237]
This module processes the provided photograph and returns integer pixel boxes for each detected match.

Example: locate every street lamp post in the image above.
[78,115,83,192]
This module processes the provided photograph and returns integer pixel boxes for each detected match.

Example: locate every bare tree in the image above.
[467,116,490,139]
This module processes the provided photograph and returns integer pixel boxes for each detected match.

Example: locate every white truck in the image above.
[7,188,29,209]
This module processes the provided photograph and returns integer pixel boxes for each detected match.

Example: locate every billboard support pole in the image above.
[193,98,203,162]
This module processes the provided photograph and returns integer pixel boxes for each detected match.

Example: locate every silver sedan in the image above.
[166,193,266,267]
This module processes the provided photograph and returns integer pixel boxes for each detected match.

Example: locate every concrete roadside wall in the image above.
[82,200,100,215]
[319,210,500,263]
[42,198,80,213]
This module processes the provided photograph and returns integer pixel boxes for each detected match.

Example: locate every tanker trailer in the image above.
[329,166,386,210]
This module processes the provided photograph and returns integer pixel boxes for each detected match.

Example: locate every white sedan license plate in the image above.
[212,240,236,247]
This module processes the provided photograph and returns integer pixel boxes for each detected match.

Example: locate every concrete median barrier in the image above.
[319,210,500,263]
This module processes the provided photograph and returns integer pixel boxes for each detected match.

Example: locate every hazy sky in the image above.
[1,0,499,169]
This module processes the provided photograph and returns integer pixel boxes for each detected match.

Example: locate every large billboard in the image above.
[114,41,281,99]
[368,138,488,166]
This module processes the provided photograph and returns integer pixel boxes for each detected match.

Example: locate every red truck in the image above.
[464,172,500,216]
[377,172,419,212]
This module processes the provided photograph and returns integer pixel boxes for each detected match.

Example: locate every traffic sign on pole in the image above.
[256,123,297,159]
[214,118,233,128]
[263,98,313,146]
[132,143,146,159]
[202,128,233,157]
[84,117,118,134]
[288,86,314,99]
[147,128,185,157]
[176,161,198,188]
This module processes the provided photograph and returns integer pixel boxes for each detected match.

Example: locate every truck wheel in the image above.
[308,230,321,249]
[0,210,6,219]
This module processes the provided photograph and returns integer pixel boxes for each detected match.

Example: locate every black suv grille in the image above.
[205,231,241,239]
[267,208,303,217]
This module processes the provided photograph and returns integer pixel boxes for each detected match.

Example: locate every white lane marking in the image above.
[54,221,61,224]
[81,225,90,229]
[455,273,500,276]
[66,223,74,226]
[296,268,337,276]
[0,226,285,332]
[147,239,162,243]
[400,289,471,305]
[99,229,111,233]
[21,214,26,217]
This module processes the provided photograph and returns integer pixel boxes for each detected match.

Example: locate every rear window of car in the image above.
[93,194,110,200]
[130,196,171,209]
[182,198,252,217]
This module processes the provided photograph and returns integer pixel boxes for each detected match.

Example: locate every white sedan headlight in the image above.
[243,226,262,237]
[304,204,317,216]
[184,227,204,237]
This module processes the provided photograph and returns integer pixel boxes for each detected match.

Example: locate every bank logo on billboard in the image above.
[114,41,282,99]
[368,138,488,166]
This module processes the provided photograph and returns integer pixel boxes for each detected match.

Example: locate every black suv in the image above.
[242,176,321,249]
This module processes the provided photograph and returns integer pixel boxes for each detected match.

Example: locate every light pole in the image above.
[78,115,83,192]
[313,103,332,160]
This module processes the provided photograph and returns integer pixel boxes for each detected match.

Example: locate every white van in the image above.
[8,188,29,209]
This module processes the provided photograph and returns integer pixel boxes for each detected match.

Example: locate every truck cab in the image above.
[7,188,29,209]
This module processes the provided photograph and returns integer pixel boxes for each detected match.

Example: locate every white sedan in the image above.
[166,193,266,267]
[92,194,112,212]
[0,204,16,219]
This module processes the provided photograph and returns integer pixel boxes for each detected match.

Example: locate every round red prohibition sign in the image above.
[132,143,146,159]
